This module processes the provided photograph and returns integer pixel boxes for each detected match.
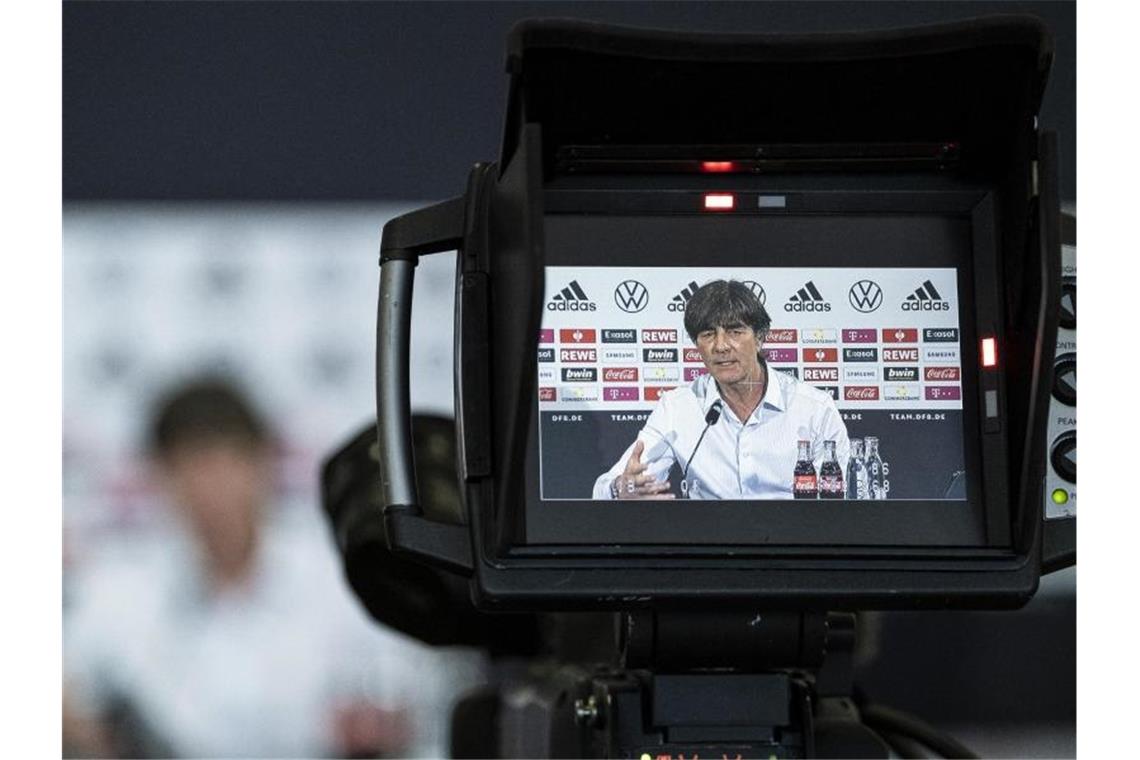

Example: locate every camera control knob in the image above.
[1059,278,1076,330]
[1050,432,1076,484]
[1052,353,1076,407]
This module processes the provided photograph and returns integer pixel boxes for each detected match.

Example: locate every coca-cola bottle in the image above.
[819,440,844,499]
[846,438,869,500]
[865,436,885,499]
[793,440,818,499]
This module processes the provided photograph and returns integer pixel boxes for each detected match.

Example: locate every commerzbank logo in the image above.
[547,280,597,312]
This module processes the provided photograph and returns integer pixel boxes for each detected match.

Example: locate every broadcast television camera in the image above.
[323,17,1074,758]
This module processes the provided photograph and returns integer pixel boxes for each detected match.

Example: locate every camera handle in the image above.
[376,193,477,574]
[568,612,889,759]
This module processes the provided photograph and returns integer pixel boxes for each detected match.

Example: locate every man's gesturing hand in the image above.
[613,440,675,499]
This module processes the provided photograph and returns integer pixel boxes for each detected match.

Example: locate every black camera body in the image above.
[374,18,1070,612]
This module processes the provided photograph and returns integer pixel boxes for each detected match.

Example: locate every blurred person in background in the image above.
[63,377,465,758]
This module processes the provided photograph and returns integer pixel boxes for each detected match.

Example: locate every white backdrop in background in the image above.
[63,202,457,556]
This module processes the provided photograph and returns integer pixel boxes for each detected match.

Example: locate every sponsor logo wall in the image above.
[541,267,963,412]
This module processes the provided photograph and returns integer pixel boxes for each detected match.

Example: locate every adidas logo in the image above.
[902,280,950,311]
[547,280,597,312]
[668,281,701,312]
[784,281,831,313]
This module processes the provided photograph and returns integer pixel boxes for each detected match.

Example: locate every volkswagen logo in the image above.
[614,280,649,313]
[848,280,883,313]
[742,280,767,306]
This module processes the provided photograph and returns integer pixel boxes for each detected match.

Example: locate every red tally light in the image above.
[704,193,735,211]
[981,337,998,368]
[701,161,735,173]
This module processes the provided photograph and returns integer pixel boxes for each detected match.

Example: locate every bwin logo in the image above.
[548,280,597,312]
[668,281,700,312]
[614,280,649,313]
[848,280,883,313]
[784,281,831,313]
[902,280,950,311]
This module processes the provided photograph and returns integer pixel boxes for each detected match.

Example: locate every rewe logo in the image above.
[642,329,678,344]
[804,367,839,383]
[785,281,831,312]
[560,348,597,363]
[902,280,950,311]
[668,281,700,312]
[882,348,919,363]
[848,280,883,313]
[614,280,649,313]
[548,280,597,312]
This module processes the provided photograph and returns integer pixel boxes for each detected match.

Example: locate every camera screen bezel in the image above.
[485,178,1013,560]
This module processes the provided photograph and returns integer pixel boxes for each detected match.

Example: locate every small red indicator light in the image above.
[704,193,735,211]
[981,337,997,368]
[701,161,735,173]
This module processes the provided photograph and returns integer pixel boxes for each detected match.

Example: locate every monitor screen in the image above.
[524,212,989,547]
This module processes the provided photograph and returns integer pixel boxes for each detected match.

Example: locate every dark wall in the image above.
[64,1,1075,201]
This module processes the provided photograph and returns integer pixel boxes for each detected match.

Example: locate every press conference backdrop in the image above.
[63,203,452,551]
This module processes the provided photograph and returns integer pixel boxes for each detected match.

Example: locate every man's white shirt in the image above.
[593,367,850,499]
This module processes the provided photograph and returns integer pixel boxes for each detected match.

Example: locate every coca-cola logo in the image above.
[844,386,880,401]
[683,348,704,363]
[924,366,961,382]
[765,328,797,344]
[538,387,556,401]
[603,367,638,382]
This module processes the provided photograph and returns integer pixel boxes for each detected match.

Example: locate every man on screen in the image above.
[592,279,849,500]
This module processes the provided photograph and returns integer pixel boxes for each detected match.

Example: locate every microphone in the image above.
[681,400,723,493]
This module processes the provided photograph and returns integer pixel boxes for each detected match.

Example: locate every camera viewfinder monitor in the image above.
[524,188,1011,552]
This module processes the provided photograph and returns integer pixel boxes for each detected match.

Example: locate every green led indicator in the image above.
[1051,488,1069,505]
